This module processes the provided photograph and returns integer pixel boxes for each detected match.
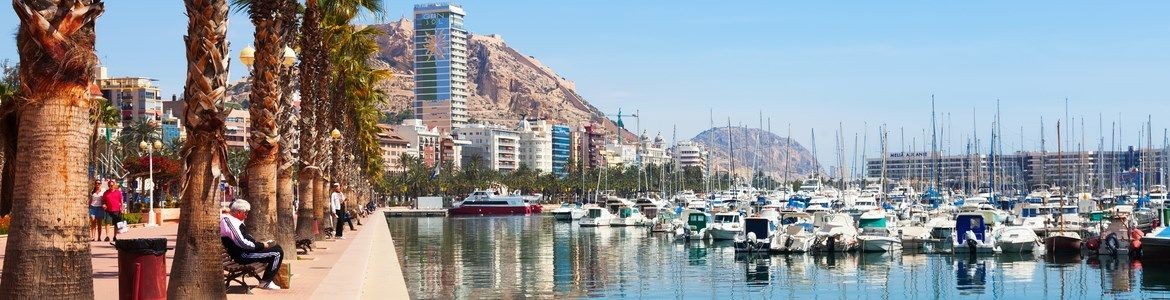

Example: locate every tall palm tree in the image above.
[274,0,300,260]
[238,0,285,243]
[1,1,104,298]
[168,0,231,297]
[296,0,323,242]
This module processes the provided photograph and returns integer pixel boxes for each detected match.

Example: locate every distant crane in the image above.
[605,108,639,145]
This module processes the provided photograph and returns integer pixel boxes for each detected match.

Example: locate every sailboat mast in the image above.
[931,95,939,190]
[786,123,792,185]
[728,117,733,189]
[812,128,819,179]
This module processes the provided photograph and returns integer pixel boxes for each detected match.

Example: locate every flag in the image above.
[430,162,441,180]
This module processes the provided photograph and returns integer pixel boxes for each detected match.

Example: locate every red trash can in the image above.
[115,238,168,300]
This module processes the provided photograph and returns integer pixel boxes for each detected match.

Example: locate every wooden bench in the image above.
[222,251,266,294]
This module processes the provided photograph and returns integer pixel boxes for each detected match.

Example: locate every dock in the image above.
[384,207,448,217]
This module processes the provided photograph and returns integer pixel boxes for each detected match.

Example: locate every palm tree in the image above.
[273,0,300,260]
[1,1,104,298]
[296,0,324,242]
[120,119,161,154]
[237,0,286,243]
[168,0,232,296]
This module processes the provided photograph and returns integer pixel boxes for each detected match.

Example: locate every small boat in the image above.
[926,214,955,240]
[610,206,646,227]
[650,209,679,233]
[579,207,614,227]
[1142,207,1170,262]
[735,216,778,253]
[772,212,815,253]
[811,213,859,253]
[550,203,586,221]
[1043,211,1084,254]
[996,226,1039,253]
[710,212,745,240]
[952,212,998,254]
[1085,207,1144,256]
[675,209,712,241]
[449,189,542,215]
[857,210,901,252]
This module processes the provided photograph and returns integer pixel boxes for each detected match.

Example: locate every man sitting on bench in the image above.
[220,199,284,290]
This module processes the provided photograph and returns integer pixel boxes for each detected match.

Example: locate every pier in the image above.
[0,210,408,299]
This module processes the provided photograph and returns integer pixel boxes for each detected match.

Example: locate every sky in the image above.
[2,1,1169,170]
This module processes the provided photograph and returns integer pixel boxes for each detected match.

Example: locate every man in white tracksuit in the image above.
[220,199,284,290]
[331,183,346,239]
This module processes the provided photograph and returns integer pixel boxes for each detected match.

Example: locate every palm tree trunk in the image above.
[315,176,328,239]
[1,1,103,298]
[295,168,317,240]
[243,0,283,242]
[169,0,232,298]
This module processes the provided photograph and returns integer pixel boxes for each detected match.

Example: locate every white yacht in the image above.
[551,203,587,221]
[710,212,745,240]
[995,226,1039,253]
[579,206,614,227]
[735,215,778,253]
[952,211,1000,254]
[857,210,901,252]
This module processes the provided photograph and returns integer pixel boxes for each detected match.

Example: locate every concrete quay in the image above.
[0,210,408,299]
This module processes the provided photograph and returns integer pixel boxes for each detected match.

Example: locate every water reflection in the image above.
[387,215,1170,299]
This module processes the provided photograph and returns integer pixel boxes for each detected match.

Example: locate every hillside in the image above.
[692,127,822,181]
[369,18,633,139]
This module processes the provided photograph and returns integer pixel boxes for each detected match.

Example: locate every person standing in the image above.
[103,180,126,241]
[89,180,107,241]
[331,184,346,239]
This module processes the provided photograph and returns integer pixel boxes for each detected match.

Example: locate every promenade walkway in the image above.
[0,210,408,299]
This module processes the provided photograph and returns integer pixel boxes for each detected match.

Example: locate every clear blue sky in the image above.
[2,1,1169,169]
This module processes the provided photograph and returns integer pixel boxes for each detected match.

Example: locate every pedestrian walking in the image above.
[103,180,126,241]
[89,180,107,241]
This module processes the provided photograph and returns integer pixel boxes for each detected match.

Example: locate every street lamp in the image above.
[282,46,297,67]
[139,139,163,227]
[239,45,255,69]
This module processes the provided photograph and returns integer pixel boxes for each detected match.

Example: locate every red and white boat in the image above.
[449,189,543,215]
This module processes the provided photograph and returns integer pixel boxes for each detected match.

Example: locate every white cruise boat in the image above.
[710,212,745,240]
[857,210,901,252]
[579,206,614,227]
[551,203,587,221]
[735,215,778,253]
[995,226,1039,253]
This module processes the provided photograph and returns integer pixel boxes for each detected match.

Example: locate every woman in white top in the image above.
[89,180,107,241]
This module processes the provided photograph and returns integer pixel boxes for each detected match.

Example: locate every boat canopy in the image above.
[955,214,988,244]
[859,216,887,229]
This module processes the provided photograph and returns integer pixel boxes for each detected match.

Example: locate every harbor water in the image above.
[387,215,1170,299]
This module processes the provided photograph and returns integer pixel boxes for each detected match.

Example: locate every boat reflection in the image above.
[955,256,988,295]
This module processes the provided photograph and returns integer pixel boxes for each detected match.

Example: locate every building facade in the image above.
[671,140,708,174]
[865,149,1170,192]
[160,109,185,144]
[394,119,443,167]
[224,109,249,150]
[638,134,671,166]
[578,123,607,169]
[552,125,573,177]
[517,119,553,173]
[377,124,411,173]
[413,3,469,135]
[99,76,164,125]
[456,124,519,172]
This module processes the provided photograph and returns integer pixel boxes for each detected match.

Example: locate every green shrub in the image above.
[123,213,144,224]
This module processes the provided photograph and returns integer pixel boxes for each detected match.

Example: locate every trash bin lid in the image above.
[114,238,169,255]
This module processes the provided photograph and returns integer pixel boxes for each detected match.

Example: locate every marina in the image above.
[387,214,1170,299]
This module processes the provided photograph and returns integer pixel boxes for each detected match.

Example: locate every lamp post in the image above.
[331,128,342,182]
[139,139,163,227]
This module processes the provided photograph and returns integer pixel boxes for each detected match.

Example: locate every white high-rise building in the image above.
[517,119,553,174]
[455,124,520,172]
[671,140,708,174]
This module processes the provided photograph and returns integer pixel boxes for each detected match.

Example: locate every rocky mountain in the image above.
[370,18,632,139]
[692,127,822,181]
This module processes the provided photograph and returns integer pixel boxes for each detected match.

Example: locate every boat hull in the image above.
[1141,236,1170,262]
[858,236,902,252]
[579,217,611,227]
[449,205,540,215]
[998,240,1037,253]
[711,228,740,240]
[1044,236,1083,253]
[552,211,575,221]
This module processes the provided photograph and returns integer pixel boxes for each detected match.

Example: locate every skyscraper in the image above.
[413,3,468,135]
